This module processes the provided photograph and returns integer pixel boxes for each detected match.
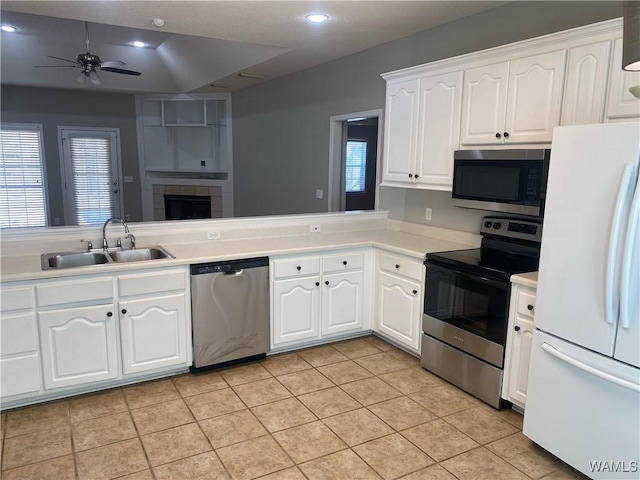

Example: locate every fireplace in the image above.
[153,185,222,221]
[164,195,212,220]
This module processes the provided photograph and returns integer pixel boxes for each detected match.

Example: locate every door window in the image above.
[59,128,122,225]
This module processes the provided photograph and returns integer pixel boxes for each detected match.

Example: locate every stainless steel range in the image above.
[421,216,542,408]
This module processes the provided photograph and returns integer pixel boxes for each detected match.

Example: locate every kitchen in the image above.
[1,1,639,479]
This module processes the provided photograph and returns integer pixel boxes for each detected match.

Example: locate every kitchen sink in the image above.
[41,251,110,270]
[108,247,174,263]
[41,246,174,270]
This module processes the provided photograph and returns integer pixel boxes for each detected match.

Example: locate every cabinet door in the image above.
[561,41,611,125]
[39,304,118,389]
[505,50,566,143]
[272,276,320,345]
[321,270,364,336]
[460,62,509,145]
[1,312,41,397]
[120,293,188,375]
[506,314,534,408]
[606,38,640,121]
[415,71,463,190]
[382,78,420,183]
[376,271,422,352]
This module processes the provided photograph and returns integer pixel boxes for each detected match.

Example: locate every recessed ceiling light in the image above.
[132,41,146,48]
[151,18,165,27]
[1,25,18,32]
[305,14,329,23]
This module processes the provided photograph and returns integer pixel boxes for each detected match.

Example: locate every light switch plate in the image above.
[123,176,134,183]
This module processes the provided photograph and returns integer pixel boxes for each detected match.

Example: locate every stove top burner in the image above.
[425,216,542,281]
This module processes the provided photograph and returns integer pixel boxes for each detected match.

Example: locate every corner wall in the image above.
[232,1,621,232]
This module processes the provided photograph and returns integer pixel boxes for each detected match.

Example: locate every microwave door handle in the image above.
[605,164,635,325]
[619,168,640,329]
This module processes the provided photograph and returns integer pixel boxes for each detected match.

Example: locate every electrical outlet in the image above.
[315,189,324,199]
[425,208,432,221]
[207,231,221,240]
[310,225,321,233]
[54,217,60,225]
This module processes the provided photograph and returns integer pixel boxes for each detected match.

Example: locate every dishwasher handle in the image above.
[224,269,244,276]
[191,257,268,275]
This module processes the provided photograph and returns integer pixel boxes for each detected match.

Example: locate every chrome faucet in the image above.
[102,218,129,250]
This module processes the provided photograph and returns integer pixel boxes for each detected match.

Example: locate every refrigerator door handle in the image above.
[541,342,640,392]
[620,168,640,329]
[605,163,635,324]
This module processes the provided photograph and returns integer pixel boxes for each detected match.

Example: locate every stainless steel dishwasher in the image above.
[190,257,270,370]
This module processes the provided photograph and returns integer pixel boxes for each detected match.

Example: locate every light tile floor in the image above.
[0,336,588,480]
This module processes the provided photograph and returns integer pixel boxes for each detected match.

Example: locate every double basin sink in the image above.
[41,247,174,270]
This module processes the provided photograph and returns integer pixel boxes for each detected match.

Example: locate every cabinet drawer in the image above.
[516,289,536,318]
[36,278,113,307]
[118,269,187,297]
[323,251,365,273]
[272,256,321,279]
[1,313,38,355]
[1,354,41,397]
[0,286,34,312]
[378,252,423,281]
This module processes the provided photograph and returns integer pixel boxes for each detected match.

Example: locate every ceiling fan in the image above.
[34,21,142,85]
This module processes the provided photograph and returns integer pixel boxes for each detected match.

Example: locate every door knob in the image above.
[408,173,413,178]
[325,281,329,285]
[514,325,521,332]
[413,290,418,295]
[415,174,419,179]
[121,309,127,314]
[503,132,510,138]
[296,266,301,271]
[495,132,502,138]
[315,282,320,286]
[527,304,534,311]
[107,312,113,317]
[343,260,347,265]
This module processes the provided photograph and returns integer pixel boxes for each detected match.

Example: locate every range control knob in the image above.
[484,221,493,228]
[493,222,501,229]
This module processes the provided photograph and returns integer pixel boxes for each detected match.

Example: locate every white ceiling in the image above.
[0,1,504,93]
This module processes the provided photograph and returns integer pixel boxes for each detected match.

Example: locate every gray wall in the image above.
[232,1,621,232]
[1,85,142,225]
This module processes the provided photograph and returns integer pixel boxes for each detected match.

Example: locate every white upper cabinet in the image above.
[383,78,420,184]
[415,72,463,190]
[382,71,462,190]
[606,38,640,121]
[461,50,566,145]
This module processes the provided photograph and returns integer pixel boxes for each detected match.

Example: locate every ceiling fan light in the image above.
[76,71,86,84]
[89,70,102,86]
[305,14,329,23]
[1,25,17,32]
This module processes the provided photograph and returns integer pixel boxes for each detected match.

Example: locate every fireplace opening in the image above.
[164,194,212,220]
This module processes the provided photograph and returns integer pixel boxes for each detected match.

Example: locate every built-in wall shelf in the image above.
[135,93,234,221]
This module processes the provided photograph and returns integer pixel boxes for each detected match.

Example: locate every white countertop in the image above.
[1,228,475,283]
[511,271,538,289]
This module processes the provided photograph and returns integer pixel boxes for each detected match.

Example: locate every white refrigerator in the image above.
[523,122,640,479]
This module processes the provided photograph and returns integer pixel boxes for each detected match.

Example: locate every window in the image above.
[59,128,122,225]
[0,124,48,228]
[345,139,367,193]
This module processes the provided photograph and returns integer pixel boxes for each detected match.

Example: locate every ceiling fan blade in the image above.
[100,60,126,68]
[100,67,142,76]
[34,65,79,68]
[46,55,79,65]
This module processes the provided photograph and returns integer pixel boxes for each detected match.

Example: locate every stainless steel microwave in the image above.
[452,149,550,217]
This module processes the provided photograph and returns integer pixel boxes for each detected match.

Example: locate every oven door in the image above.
[423,261,509,368]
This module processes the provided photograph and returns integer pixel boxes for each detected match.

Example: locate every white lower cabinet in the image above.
[120,293,188,375]
[0,266,190,407]
[271,249,371,349]
[39,304,119,389]
[502,283,536,409]
[374,251,424,354]
[0,286,41,397]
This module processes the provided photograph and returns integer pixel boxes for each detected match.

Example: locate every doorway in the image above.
[328,109,382,212]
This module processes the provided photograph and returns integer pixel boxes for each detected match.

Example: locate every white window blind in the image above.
[0,125,47,228]
[345,140,367,193]
[64,133,115,225]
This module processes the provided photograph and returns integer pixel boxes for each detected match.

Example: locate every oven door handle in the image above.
[425,262,508,290]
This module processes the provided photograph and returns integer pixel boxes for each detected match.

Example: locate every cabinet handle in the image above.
[408,173,413,178]
[527,304,534,311]
[504,132,510,138]
[343,260,347,265]
[495,132,502,138]
[121,309,127,314]
[415,174,419,179]
[413,290,418,295]
[514,325,521,332]
[315,282,320,287]
[325,281,330,285]
[107,312,113,317]
[395,264,400,269]
[296,266,301,271]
